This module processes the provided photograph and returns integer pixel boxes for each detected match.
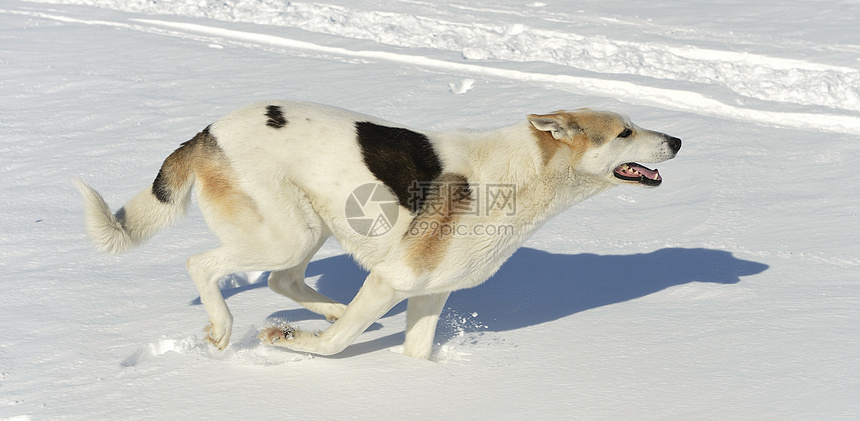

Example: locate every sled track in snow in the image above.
[5,6,860,135]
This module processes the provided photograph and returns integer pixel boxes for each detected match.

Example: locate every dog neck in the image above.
[432,122,616,227]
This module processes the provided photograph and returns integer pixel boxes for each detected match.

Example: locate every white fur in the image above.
[76,100,679,359]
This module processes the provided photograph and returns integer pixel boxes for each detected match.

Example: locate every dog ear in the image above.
[527,113,581,141]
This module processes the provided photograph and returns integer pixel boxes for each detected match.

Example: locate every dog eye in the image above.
[618,128,633,138]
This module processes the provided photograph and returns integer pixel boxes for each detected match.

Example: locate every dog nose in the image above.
[666,136,682,154]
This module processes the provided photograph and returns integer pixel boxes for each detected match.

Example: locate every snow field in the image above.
[1,0,858,420]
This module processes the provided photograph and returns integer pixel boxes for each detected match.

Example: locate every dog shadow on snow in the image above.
[201,247,768,357]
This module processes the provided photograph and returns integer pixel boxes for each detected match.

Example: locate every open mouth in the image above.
[614,163,662,186]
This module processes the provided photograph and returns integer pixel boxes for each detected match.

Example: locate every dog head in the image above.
[528,109,681,187]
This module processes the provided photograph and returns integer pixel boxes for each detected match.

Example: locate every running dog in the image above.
[76,100,681,359]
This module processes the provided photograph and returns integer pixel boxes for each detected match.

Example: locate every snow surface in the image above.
[1,0,858,419]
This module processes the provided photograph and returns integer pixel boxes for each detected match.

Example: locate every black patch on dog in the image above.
[152,169,173,204]
[356,122,443,212]
[265,105,288,129]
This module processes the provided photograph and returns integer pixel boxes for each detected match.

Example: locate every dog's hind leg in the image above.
[403,292,451,359]
[267,237,347,322]
[189,194,326,349]
[189,234,324,349]
[186,248,237,350]
[260,271,407,356]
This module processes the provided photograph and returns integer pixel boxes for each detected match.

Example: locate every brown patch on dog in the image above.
[152,130,202,203]
[528,110,628,168]
[154,127,260,221]
[564,133,591,168]
[528,113,593,165]
[194,138,260,222]
[566,110,627,146]
[529,124,560,165]
[405,173,472,273]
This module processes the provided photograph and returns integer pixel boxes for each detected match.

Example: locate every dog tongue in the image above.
[616,163,661,180]
[631,163,661,180]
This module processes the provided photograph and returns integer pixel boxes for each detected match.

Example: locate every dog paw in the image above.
[258,325,296,345]
[204,323,231,350]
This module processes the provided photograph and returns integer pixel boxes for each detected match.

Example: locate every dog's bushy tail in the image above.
[74,132,203,254]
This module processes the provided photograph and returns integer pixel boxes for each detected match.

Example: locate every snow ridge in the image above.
[10,9,857,135]
[26,0,860,115]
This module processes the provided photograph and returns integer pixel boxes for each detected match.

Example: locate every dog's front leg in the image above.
[403,292,451,359]
[260,272,406,356]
